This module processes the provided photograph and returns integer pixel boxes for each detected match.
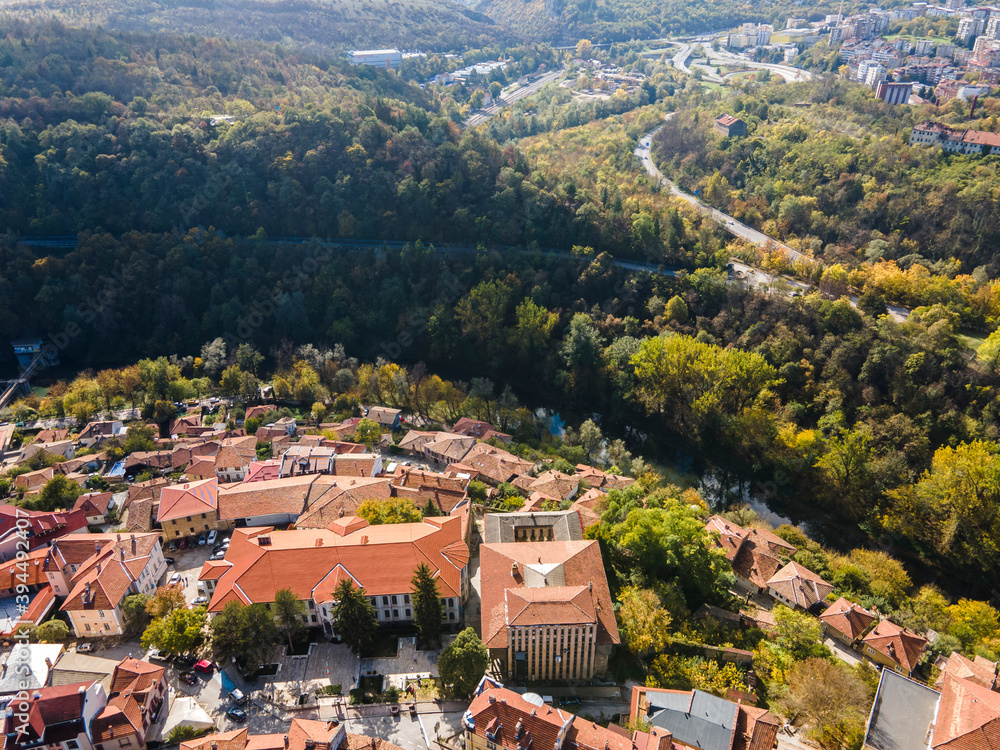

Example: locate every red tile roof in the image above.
[58,533,161,612]
[936,652,998,691]
[767,562,833,609]
[480,541,619,649]
[863,620,927,674]
[72,492,113,517]
[157,478,218,523]
[205,516,467,611]
[463,444,533,485]
[820,597,876,642]
[933,672,1000,749]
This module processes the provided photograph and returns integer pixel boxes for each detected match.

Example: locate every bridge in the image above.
[0,339,58,412]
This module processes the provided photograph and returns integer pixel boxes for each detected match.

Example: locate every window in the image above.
[66,741,80,749]
[99,610,105,618]
[85,624,92,632]
[104,623,111,631]
[201,513,207,519]
[311,615,317,623]
[384,611,390,619]
[382,596,389,605]
[186,516,192,522]
[449,612,455,621]
[204,525,209,531]
[119,739,130,747]
[391,596,398,605]
[405,609,411,618]
[404,594,410,604]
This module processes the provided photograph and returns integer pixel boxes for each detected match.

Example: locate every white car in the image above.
[169,572,181,585]
[207,530,218,545]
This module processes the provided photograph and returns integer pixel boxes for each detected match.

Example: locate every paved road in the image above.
[634,116,807,262]
[465,68,564,127]
[701,43,814,82]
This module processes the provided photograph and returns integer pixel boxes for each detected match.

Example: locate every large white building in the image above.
[349,49,402,68]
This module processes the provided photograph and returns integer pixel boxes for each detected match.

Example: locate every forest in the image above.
[5,18,1000,611]
[651,76,1000,276]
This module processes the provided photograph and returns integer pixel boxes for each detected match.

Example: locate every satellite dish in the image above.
[522,693,545,707]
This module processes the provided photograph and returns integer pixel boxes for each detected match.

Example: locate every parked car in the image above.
[164,557,175,565]
[169,572,181,585]
[230,689,248,705]
[207,530,218,545]
[147,648,170,664]
[178,538,187,550]
[211,550,226,561]
[197,533,207,546]
[76,643,94,653]
[167,541,177,552]
[175,656,196,670]
[192,596,209,605]
[560,696,582,706]
[220,536,230,547]
[226,707,247,722]
[194,659,215,674]
[179,671,197,685]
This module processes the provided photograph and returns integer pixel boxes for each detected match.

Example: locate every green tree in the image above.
[28,475,82,512]
[772,605,827,661]
[411,563,443,645]
[664,295,688,324]
[357,498,422,525]
[35,619,69,643]
[438,627,488,698]
[210,601,277,668]
[354,418,382,447]
[331,579,378,655]
[274,588,307,652]
[122,424,156,454]
[121,593,152,637]
[141,606,207,656]
[947,599,1000,650]
[579,419,603,461]
[617,586,672,658]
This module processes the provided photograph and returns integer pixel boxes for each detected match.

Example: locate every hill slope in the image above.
[0,0,509,51]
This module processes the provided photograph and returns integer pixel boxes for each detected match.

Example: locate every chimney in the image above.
[651,730,673,750]
[120,549,126,561]
[284,738,289,748]
[131,535,136,554]
[44,658,52,669]
[116,533,121,542]
[361,536,368,545]
[511,562,519,577]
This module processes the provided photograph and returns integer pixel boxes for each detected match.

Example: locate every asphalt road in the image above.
[634,116,807,263]
[700,43,815,82]
[465,68,565,127]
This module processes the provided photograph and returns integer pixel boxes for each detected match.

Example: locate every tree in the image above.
[141,606,207,656]
[772,605,827,661]
[29,475,83,512]
[947,598,1000,650]
[274,588,307,652]
[579,419,603,461]
[210,601,277,668]
[780,658,873,749]
[575,39,594,57]
[438,627,488,698]
[354,418,382,447]
[311,402,328,425]
[617,587,672,658]
[234,343,265,376]
[122,424,156,454]
[331,579,378,655]
[664,295,688,324]
[121,593,152,637]
[411,563,443,645]
[145,585,186,619]
[357,498,422,525]
[200,338,227,379]
[35,619,69,643]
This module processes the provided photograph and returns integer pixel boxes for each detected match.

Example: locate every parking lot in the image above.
[164,532,229,603]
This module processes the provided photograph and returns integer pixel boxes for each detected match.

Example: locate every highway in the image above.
[700,42,815,82]
[464,68,565,127]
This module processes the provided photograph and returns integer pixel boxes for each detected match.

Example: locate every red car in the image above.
[194,659,215,674]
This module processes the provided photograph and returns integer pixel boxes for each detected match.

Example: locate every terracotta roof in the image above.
[366,407,401,427]
[528,471,579,501]
[424,434,476,462]
[480,541,619,649]
[0,547,49,590]
[216,436,258,471]
[217,474,336,520]
[732,542,783,590]
[933,672,1000,749]
[451,418,495,438]
[1,681,91,745]
[206,516,467,611]
[57,533,161,612]
[31,429,69,444]
[573,465,635,491]
[243,459,283,483]
[185,456,219,479]
[936,652,998,691]
[72,492,113,517]
[863,620,927,674]
[468,686,645,750]
[706,516,748,562]
[716,113,742,126]
[506,585,597,627]
[766,561,833,609]
[157,478,218,523]
[733,705,780,750]
[295,478,393,528]
[181,721,390,750]
[124,450,173,470]
[463,443,533,485]
[820,597,876,641]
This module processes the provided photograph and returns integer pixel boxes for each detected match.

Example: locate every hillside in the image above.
[0,0,509,51]
[474,0,897,44]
